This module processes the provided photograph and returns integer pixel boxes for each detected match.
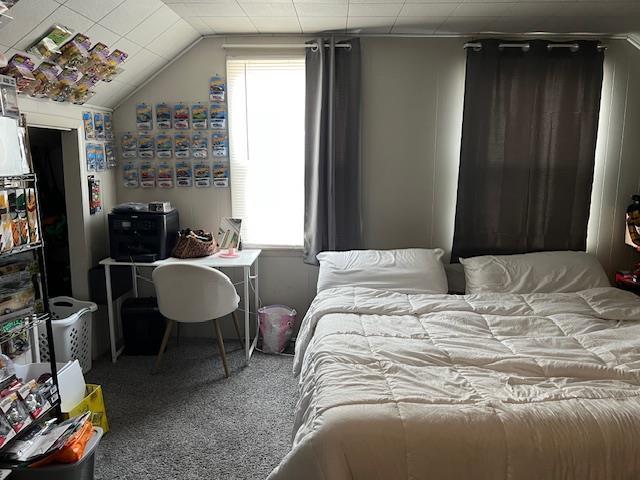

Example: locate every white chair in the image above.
[152,263,243,377]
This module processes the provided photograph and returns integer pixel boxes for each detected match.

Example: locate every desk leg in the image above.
[131,265,138,297]
[254,260,259,327]
[244,266,250,364]
[105,265,117,363]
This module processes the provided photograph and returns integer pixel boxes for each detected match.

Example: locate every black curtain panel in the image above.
[303,37,362,265]
[451,39,604,262]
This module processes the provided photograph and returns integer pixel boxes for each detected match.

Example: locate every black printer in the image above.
[108,203,179,262]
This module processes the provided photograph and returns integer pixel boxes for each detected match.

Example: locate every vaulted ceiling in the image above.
[0,0,638,110]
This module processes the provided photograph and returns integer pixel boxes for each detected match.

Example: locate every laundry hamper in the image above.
[258,305,297,354]
[39,297,98,374]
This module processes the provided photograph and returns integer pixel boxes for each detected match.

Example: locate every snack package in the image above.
[191,103,208,129]
[15,190,27,245]
[192,133,208,159]
[1,55,36,93]
[27,25,73,60]
[138,133,154,159]
[121,133,137,159]
[211,132,228,157]
[136,102,152,130]
[209,103,227,129]
[156,103,171,129]
[156,134,172,159]
[25,189,39,244]
[105,143,116,168]
[86,143,97,172]
[173,102,189,129]
[17,380,50,420]
[174,133,190,159]
[82,111,94,140]
[139,162,156,188]
[95,144,105,171]
[157,161,174,189]
[0,413,15,448]
[194,162,211,188]
[67,75,97,105]
[101,49,128,82]
[212,162,229,188]
[7,190,18,249]
[103,113,114,140]
[56,33,91,69]
[0,190,11,252]
[0,392,32,433]
[79,43,110,78]
[47,69,83,102]
[209,75,225,102]
[25,62,61,98]
[176,160,192,187]
[123,162,139,188]
[94,112,104,140]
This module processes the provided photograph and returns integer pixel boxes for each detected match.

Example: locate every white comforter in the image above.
[268,287,640,480]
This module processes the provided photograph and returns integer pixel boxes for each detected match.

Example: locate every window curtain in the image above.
[451,39,604,262]
[304,37,362,265]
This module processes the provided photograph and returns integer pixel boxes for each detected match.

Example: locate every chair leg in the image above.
[231,310,244,350]
[213,318,230,378]
[155,319,175,371]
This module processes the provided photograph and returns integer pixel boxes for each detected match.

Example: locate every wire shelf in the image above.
[0,313,47,345]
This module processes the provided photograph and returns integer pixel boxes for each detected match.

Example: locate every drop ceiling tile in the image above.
[85,23,120,47]
[348,0,403,4]
[391,15,446,33]
[12,5,94,51]
[64,0,124,22]
[437,15,496,32]
[346,16,394,32]
[126,4,180,45]
[294,3,347,16]
[250,16,301,32]
[239,2,297,16]
[451,2,516,16]
[486,16,552,32]
[347,4,402,16]
[399,3,459,17]
[556,2,640,16]
[0,0,59,47]
[202,16,258,32]
[503,2,564,17]
[293,0,347,5]
[298,15,346,31]
[184,16,211,33]
[99,0,164,36]
[115,48,165,85]
[147,18,199,57]
[110,36,143,58]
[195,2,246,16]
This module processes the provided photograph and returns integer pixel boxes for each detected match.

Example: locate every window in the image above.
[227,56,305,247]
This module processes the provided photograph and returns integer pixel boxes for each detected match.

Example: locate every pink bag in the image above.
[258,305,297,354]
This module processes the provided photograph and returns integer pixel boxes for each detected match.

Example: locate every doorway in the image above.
[27,127,72,298]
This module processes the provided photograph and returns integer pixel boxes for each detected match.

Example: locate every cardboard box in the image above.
[63,384,109,433]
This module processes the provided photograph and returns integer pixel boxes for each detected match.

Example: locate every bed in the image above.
[268,250,640,480]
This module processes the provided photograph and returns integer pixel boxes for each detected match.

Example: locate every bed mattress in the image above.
[268,286,640,480]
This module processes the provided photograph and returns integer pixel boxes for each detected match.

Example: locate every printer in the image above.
[108,203,179,262]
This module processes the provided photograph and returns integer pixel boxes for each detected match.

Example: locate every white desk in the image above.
[99,249,261,364]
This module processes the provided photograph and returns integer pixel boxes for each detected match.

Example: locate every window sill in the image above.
[243,245,304,257]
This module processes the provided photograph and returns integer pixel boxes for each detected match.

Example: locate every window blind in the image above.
[227,56,305,247]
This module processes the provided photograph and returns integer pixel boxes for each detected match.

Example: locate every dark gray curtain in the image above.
[303,37,362,265]
[451,39,604,261]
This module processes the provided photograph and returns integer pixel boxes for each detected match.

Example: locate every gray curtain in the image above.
[303,37,362,265]
[451,39,604,262]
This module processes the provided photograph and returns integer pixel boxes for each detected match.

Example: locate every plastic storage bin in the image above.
[258,305,297,354]
[9,427,104,480]
[39,297,98,374]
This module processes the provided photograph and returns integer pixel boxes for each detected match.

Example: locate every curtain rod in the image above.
[464,42,607,51]
[222,43,351,49]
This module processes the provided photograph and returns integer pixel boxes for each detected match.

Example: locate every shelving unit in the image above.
[0,172,61,459]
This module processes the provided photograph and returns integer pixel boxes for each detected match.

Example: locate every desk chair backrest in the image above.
[152,263,239,323]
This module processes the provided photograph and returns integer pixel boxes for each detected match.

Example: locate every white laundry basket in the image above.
[38,297,98,374]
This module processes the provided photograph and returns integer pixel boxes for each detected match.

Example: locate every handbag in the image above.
[172,229,218,258]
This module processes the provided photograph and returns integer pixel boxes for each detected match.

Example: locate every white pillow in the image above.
[316,248,448,294]
[460,251,610,294]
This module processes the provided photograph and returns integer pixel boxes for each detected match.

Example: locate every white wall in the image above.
[589,38,640,275]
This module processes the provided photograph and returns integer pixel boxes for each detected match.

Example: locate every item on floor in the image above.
[152,264,243,378]
[108,208,179,262]
[171,229,217,259]
[39,297,98,374]
[258,305,296,354]
[121,297,165,356]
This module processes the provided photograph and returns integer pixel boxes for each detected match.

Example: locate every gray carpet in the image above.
[87,339,297,480]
